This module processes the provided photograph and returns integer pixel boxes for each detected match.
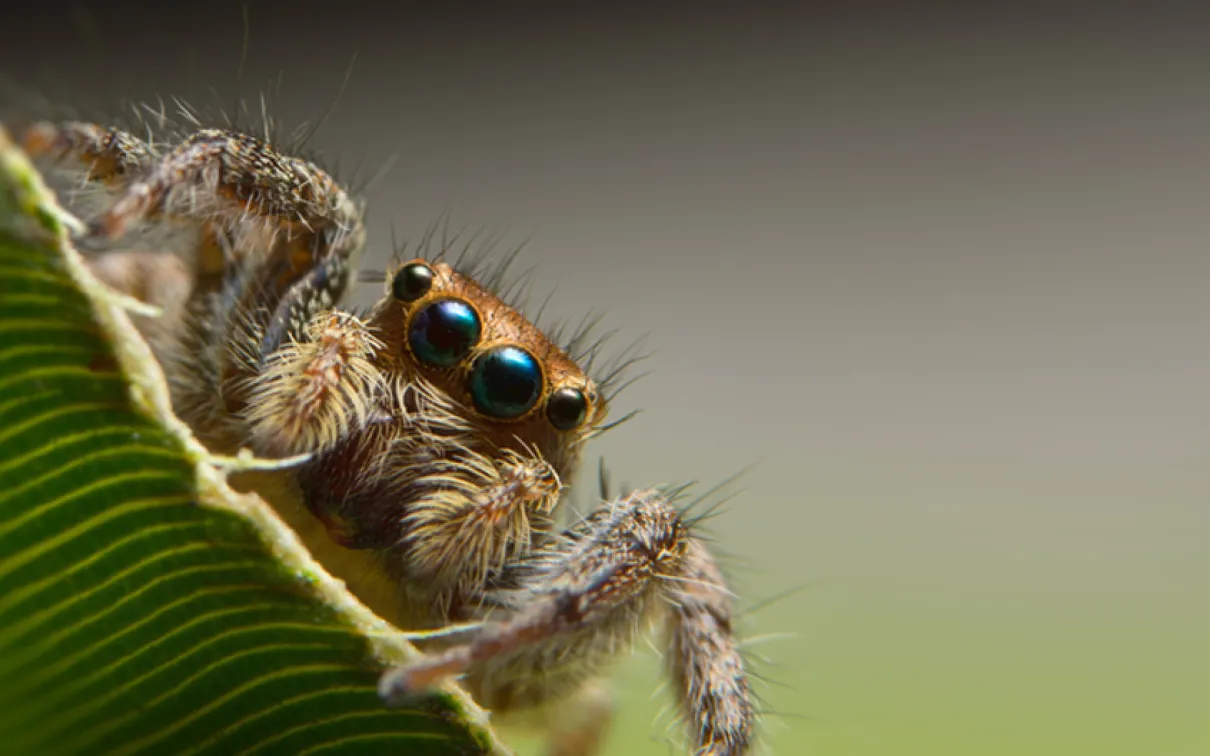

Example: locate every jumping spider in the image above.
[20,118,756,755]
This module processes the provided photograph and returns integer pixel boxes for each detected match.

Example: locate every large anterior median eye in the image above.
[469,345,543,419]
[408,299,481,367]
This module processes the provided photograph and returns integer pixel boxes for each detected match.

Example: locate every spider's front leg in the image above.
[23,120,379,455]
[380,488,756,756]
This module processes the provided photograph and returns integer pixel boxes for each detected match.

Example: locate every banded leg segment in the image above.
[668,540,755,755]
[90,128,369,427]
[23,121,373,454]
[379,488,755,755]
[22,121,365,325]
[22,121,154,184]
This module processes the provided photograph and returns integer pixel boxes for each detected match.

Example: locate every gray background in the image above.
[4,3,1210,754]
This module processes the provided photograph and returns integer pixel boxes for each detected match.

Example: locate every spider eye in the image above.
[392,262,434,302]
[408,299,481,367]
[469,346,543,419]
[545,387,588,430]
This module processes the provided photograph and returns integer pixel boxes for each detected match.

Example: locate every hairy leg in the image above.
[379,488,755,755]
[23,120,375,453]
[666,539,755,755]
[21,121,155,183]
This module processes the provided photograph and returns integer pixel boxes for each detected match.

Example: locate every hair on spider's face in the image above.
[374,257,606,440]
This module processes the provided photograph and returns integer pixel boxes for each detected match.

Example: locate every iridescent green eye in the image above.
[469,346,543,419]
[392,262,434,302]
[408,299,481,367]
[545,387,588,430]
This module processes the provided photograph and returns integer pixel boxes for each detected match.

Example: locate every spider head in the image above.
[374,258,607,470]
[292,257,609,562]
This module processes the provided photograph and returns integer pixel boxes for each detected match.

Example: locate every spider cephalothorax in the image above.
[21,116,756,756]
[273,257,610,609]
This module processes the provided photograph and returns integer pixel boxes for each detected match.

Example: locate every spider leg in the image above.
[667,539,755,755]
[21,121,180,322]
[242,309,385,457]
[23,120,373,454]
[379,488,755,755]
[21,120,155,184]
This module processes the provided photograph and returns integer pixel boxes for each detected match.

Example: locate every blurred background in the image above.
[4,2,1210,754]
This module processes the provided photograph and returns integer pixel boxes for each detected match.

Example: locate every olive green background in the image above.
[4,2,1209,754]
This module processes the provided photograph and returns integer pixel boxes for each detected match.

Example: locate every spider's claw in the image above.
[378,665,438,707]
[378,647,472,706]
[377,668,412,706]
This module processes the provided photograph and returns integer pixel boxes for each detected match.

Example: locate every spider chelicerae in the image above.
[19,114,756,756]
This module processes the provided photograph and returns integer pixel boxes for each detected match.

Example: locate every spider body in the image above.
[21,118,755,756]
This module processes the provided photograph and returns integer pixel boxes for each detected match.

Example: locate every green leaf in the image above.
[0,126,507,756]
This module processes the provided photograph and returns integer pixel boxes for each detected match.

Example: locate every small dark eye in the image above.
[469,346,543,419]
[545,387,588,430]
[392,263,434,301]
[408,299,481,367]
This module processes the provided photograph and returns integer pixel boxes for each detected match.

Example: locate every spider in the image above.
[19,117,756,756]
